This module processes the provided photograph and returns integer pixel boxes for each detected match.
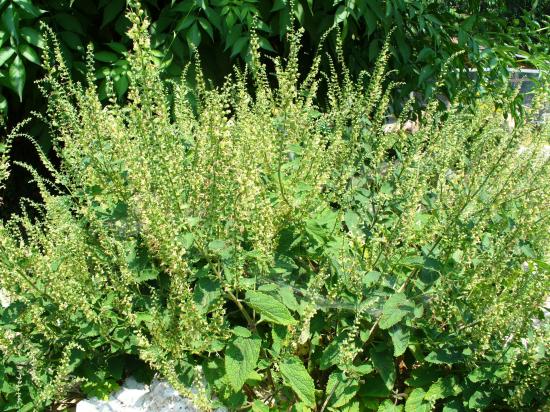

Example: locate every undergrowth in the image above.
[0,4,549,412]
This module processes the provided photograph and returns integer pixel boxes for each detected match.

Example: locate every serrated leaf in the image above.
[425,376,462,402]
[251,400,270,412]
[468,391,491,409]
[19,44,40,65]
[389,324,410,356]
[245,290,296,325]
[224,336,261,391]
[378,399,403,412]
[193,277,221,314]
[278,285,298,311]
[9,55,25,101]
[405,388,429,412]
[425,349,464,365]
[349,363,374,375]
[379,293,414,329]
[442,399,464,412]
[405,365,444,387]
[232,326,251,338]
[370,346,396,391]
[279,356,316,407]
[320,333,347,370]
[326,371,359,408]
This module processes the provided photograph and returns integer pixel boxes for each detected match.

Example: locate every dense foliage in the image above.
[0,0,548,123]
[1,6,549,411]
[1,0,548,222]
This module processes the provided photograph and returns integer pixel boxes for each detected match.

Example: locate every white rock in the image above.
[0,288,10,308]
[75,377,227,412]
[76,399,118,412]
[114,387,148,407]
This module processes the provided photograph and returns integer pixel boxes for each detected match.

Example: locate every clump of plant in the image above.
[0,4,549,411]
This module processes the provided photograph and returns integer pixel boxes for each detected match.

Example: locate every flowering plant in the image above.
[0,5,548,411]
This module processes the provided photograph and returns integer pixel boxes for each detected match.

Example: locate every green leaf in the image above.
[186,22,201,47]
[0,47,15,66]
[245,290,296,325]
[95,51,119,63]
[405,388,429,412]
[224,336,261,391]
[326,372,359,408]
[20,27,43,48]
[2,5,19,41]
[348,363,374,375]
[198,17,214,41]
[176,15,195,32]
[467,365,506,383]
[334,5,349,25]
[278,285,298,311]
[320,333,347,370]
[114,74,128,98]
[405,365,444,387]
[19,44,39,65]
[258,37,275,53]
[59,31,83,52]
[102,0,125,28]
[442,399,465,412]
[232,326,251,338]
[425,349,464,365]
[14,0,43,18]
[389,324,410,356]
[370,346,396,391]
[0,94,7,113]
[251,400,270,412]
[379,293,414,329]
[424,376,462,402]
[279,356,316,407]
[9,54,25,101]
[377,399,403,412]
[106,41,127,54]
[468,391,491,409]
[208,239,226,251]
[193,277,221,314]
[55,13,85,35]
[230,36,248,58]
[417,47,435,62]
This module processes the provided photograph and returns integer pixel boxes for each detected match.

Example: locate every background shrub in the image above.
[0,0,548,221]
[0,6,549,410]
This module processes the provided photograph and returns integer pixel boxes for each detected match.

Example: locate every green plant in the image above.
[1,5,549,411]
[0,0,44,118]
[1,0,548,222]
